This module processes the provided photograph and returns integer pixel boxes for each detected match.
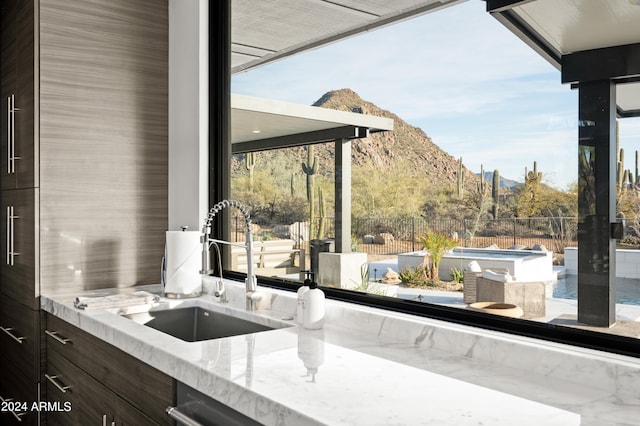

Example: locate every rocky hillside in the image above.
[231,88,483,198]
[311,88,479,190]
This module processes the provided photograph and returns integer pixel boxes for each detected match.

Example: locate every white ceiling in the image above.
[231,94,393,148]
[489,0,640,116]
[231,0,466,73]
[514,0,640,54]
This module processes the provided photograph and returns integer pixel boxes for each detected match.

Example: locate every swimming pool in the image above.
[553,275,640,306]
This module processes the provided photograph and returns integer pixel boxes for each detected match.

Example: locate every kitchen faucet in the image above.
[201,200,260,310]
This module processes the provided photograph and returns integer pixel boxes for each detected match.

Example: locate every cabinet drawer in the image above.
[0,353,40,426]
[46,314,174,425]
[0,296,42,381]
[47,348,164,426]
[46,346,116,426]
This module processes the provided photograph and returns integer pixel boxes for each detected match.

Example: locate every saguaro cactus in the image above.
[290,173,295,197]
[302,145,318,234]
[525,161,542,184]
[301,145,317,202]
[456,157,465,199]
[477,164,486,194]
[492,169,500,219]
[633,150,640,187]
[617,148,625,191]
[317,186,326,239]
[245,152,256,193]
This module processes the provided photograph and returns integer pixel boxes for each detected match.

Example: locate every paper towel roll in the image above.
[164,230,202,297]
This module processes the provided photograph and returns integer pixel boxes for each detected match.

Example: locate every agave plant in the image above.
[419,231,458,281]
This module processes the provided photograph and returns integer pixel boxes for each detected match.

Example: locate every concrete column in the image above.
[335,138,352,253]
[577,80,616,327]
[168,0,209,231]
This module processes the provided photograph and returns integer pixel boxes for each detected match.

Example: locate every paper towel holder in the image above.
[162,226,203,299]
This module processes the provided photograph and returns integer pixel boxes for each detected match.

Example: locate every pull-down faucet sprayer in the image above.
[201,200,259,310]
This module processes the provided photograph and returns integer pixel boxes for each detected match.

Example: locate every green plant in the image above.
[351,234,361,252]
[492,169,500,219]
[477,164,486,194]
[317,186,326,239]
[419,230,458,281]
[245,152,256,193]
[398,266,425,287]
[450,267,464,284]
[456,157,464,199]
[353,263,386,295]
[302,145,320,239]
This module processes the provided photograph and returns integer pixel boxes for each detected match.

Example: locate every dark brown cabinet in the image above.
[45,314,175,425]
[0,0,36,191]
[0,0,168,424]
[0,188,38,309]
[0,296,44,425]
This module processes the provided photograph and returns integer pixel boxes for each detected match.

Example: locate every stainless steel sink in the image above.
[122,307,287,342]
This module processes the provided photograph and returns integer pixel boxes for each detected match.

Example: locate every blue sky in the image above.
[232,0,640,190]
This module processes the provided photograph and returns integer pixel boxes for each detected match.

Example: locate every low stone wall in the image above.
[564,247,640,278]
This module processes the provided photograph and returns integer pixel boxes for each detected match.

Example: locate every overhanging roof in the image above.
[486,0,640,117]
[231,0,466,74]
[231,94,394,153]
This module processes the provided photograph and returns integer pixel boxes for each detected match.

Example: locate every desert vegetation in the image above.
[230,89,640,255]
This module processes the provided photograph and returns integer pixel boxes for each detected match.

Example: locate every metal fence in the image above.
[233,215,579,256]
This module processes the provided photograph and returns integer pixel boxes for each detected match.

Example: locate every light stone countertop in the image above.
[41,278,640,426]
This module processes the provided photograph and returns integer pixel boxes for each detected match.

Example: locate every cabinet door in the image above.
[0,0,17,190]
[0,188,38,309]
[0,0,35,190]
[14,0,36,189]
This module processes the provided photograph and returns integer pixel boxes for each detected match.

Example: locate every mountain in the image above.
[311,88,479,190]
[231,88,496,199]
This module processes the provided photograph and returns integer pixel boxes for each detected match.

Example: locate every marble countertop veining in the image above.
[41,279,640,426]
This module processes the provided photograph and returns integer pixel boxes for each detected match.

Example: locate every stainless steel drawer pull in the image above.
[45,330,71,345]
[0,326,25,344]
[166,406,204,426]
[45,374,70,394]
[0,395,27,422]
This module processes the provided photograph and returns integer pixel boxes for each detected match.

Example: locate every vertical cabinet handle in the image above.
[5,205,10,265]
[8,93,19,173]
[44,374,70,394]
[45,330,71,345]
[6,205,18,265]
[0,326,25,343]
[10,93,14,173]
[6,96,10,174]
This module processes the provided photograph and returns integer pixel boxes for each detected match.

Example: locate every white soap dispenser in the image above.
[296,271,311,325]
[303,276,325,330]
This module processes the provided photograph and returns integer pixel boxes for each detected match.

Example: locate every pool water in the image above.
[553,275,640,306]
